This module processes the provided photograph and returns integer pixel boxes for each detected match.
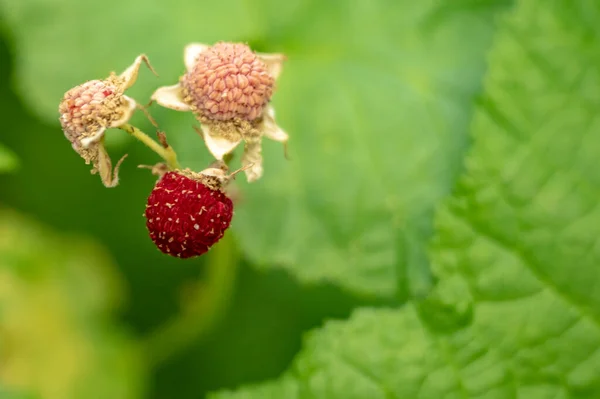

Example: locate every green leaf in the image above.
[429,0,600,392]
[0,0,510,297]
[210,0,600,397]
[0,208,144,399]
[202,1,510,298]
[210,307,513,399]
[0,142,19,172]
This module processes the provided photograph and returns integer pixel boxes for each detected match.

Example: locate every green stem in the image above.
[118,124,180,169]
[142,234,239,368]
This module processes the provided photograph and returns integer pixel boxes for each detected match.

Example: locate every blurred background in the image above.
[0,0,508,398]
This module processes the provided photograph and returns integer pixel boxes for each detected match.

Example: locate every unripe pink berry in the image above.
[150,44,288,182]
[59,79,126,152]
[182,42,275,123]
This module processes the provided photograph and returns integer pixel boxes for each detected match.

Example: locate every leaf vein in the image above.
[451,210,600,331]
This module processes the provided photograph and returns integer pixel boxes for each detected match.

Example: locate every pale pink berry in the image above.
[59,80,127,155]
[151,44,288,182]
[182,42,275,123]
[57,55,155,187]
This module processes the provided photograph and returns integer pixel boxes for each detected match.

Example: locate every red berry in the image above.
[144,170,233,258]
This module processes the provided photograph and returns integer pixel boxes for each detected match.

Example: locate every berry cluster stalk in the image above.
[118,123,180,170]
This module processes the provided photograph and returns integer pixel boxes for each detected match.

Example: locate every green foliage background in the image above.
[1,0,600,398]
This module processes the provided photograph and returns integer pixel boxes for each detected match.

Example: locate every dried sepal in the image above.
[138,162,170,178]
[184,43,210,70]
[117,54,157,91]
[150,84,190,111]
[110,95,138,127]
[240,140,263,182]
[195,125,242,161]
[97,148,127,188]
[262,106,288,142]
[256,52,286,80]
[79,126,106,149]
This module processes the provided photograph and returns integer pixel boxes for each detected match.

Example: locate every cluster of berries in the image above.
[58,42,288,258]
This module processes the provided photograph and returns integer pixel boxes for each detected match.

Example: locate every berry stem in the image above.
[118,123,180,169]
[141,234,239,368]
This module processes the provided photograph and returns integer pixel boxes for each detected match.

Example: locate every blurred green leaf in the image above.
[0,142,18,172]
[0,0,510,298]
[210,0,600,397]
[0,208,145,399]
[0,386,38,399]
[211,377,300,399]
[228,0,510,298]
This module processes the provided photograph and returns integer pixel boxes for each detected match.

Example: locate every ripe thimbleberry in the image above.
[151,42,289,182]
[144,168,234,258]
[58,55,155,187]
